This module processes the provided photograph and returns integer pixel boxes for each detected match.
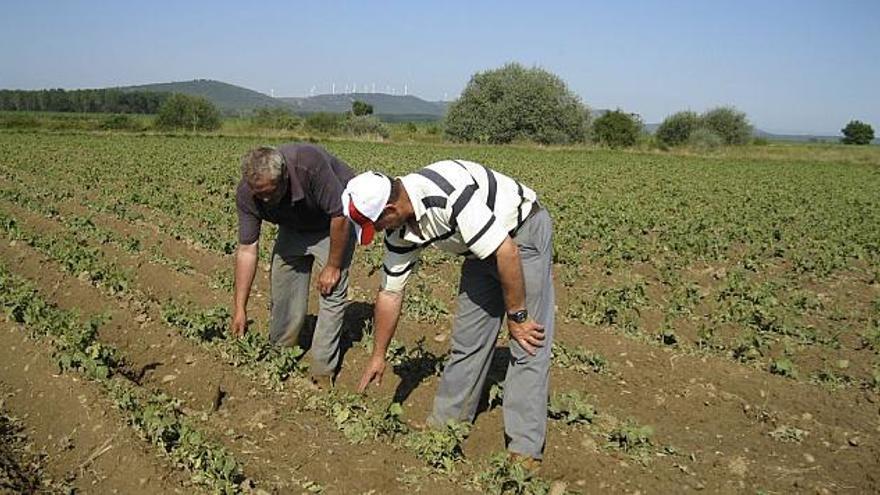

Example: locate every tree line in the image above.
[0,88,169,114]
[3,70,873,145]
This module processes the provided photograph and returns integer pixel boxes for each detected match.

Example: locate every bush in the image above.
[656,111,700,147]
[841,120,874,145]
[304,112,345,133]
[343,115,390,139]
[251,107,301,130]
[444,62,589,145]
[591,109,642,148]
[352,100,373,116]
[0,113,40,129]
[155,93,220,131]
[101,114,143,131]
[700,107,752,145]
[688,128,723,151]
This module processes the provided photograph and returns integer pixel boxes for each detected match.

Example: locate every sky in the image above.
[1,0,878,135]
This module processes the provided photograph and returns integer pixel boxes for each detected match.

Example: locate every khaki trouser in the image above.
[269,224,354,376]
[428,207,555,459]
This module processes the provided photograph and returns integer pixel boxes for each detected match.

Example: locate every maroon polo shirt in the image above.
[236,143,355,245]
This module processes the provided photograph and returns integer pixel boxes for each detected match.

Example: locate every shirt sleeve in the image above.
[453,190,508,259]
[236,185,262,245]
[380,230,423,292]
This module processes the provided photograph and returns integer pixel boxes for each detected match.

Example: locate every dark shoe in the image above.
[508,452,542,473]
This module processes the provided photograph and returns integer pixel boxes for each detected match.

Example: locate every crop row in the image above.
[0,265,250,493]
[0,202,673,493]
[5,163,875,396]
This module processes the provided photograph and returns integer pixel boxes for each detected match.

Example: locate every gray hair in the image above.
[241,147,285,186]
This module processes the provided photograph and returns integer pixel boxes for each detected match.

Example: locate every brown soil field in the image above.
[1,135,879,494]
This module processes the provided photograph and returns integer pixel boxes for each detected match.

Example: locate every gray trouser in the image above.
[428,207,555,459]
[269,224,354,376]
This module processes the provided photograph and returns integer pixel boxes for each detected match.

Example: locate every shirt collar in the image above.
[400,174,427,220]
[399,174,429,243]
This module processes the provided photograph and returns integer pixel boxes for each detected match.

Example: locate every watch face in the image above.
[510,310,528,323]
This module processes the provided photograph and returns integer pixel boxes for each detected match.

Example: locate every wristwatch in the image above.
[507,309,528,324]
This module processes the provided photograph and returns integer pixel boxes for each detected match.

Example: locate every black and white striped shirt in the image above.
[381,160,538,292]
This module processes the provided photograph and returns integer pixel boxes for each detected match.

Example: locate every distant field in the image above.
[0,131,878,493]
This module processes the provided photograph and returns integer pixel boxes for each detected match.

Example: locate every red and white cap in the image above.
[341,171,392,245]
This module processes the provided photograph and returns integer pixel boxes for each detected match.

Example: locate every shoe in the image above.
[508,452,542,473]
[309,374,334,390]
[407,418,429,432]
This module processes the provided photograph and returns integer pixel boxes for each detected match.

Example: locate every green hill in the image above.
[115,80,449,120]
[118,79,286,114]
[279,93,448,121]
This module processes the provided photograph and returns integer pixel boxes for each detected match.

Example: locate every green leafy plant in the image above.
[307,392,407,444]
[552,343,608,374]
[405,420,471,472]
[607,420,654,453]
[488,382,505,410]
[161,303,307,387]
[473,452,552,495]
[548,391,596,425]
[768,425,808,443]
[769,357,797,378]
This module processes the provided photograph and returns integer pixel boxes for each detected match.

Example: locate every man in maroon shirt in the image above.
[232,143,355,388]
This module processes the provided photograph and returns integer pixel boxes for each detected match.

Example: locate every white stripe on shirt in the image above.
[381,160,537,292]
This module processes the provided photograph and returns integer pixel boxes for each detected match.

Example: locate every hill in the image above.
[118,79,287,114]
[642,122,859,143]
[116,80,449,120]
[279,93,448,121]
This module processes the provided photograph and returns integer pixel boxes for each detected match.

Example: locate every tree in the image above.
[155,93,220,131]
[252,107,301,130]
[591,109,642,148]
[344,115,390,139]
[656,111,700,147]
[352,100,373,116]
[700,107,752,145]
[444,63,589,145]
[687,128,723,151]
[841,120,874,145]
[304,112,345,133]
[0,88,168,114]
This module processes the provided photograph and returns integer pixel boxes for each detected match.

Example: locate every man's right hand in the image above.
[357,354,387,393]
[231,310,248,337]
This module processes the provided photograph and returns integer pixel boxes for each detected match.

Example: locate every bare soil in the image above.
[1,180,878,493]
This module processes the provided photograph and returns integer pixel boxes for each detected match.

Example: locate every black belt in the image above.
[510,201,542,238]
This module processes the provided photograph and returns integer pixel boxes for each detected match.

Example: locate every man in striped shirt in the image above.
[341,160,555,463]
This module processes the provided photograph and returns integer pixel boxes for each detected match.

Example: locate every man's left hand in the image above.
[508,319,545,356]
[316,265,341,296]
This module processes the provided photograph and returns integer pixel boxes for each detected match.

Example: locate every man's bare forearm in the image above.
[234,242,259,313]
[371,290,404,357]
[495,237,527,314]
[326,216,350,269]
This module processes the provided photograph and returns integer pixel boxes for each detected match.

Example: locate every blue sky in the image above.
[1,0,878,134]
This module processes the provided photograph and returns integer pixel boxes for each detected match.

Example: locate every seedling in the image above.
[548,391,596,425]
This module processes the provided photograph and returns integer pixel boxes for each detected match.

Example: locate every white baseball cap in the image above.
[341,171,392,245]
